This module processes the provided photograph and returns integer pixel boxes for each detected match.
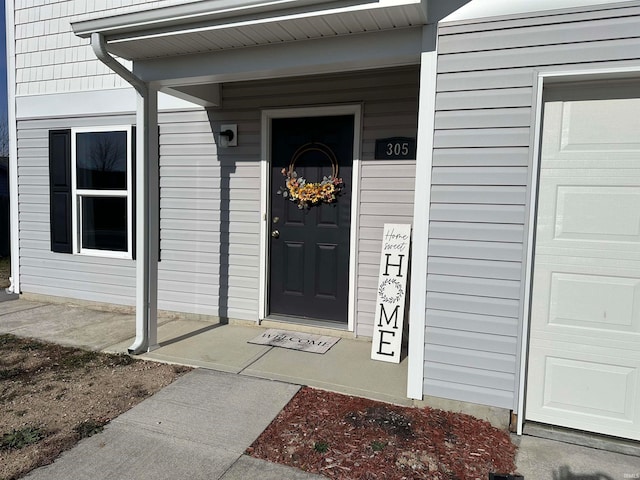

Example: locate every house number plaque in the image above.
[374,137,416,160]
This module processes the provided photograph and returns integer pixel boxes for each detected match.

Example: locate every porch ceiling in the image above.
[72,0,428,61]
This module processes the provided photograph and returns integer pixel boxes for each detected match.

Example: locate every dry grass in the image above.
[0,334,191,480]
[0,257,10,289]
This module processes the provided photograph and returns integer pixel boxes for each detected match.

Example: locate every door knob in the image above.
[271,230,280,239]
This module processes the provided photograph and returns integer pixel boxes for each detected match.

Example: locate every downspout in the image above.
[91,33,146,96]
[90,33,156,355]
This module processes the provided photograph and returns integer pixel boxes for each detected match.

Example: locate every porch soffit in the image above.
[72,0,428,62]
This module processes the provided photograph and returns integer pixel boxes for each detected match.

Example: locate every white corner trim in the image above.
[407,49,437,400]
[259,104,362,331]
[516,64,640,436]
[347,106,363,334]
[258,110,270,322]
[6,0,20,293]
[15,89,202,119]
[517,73,544,436]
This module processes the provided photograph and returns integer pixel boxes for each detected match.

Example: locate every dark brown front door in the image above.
[268,115,354,323]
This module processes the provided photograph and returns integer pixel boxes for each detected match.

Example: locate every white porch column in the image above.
[407,25,438,400]
[6,0,20,294]
[129,86,159,354]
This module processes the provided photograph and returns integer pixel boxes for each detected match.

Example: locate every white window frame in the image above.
[71,125,133,259]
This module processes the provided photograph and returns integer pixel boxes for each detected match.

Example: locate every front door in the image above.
[526,83,640,441]
[268,115,354,324]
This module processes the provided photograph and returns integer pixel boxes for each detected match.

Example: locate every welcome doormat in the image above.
[248,329,340,354]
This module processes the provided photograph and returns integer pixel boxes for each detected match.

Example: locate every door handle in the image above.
[271,230,280,239]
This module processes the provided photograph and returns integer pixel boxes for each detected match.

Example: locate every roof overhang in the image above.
[72,0,429,62]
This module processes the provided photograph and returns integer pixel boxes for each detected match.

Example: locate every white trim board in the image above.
[516,64,640,436]
[6,0,20,293]
[15,88,202,119]
[406,49,438,400]
[259,104,363,333]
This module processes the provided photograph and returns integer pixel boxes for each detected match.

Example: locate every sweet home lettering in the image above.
[371,224,411,363]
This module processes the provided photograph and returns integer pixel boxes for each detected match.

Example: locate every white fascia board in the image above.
[73,0,424,39]
[136,28,423,86]
[443,0,625,22]
[15,89,202,119]
[73,0,341,38]
[108,2,425,46]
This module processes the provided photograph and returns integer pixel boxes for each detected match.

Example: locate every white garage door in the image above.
[526,83,640,441]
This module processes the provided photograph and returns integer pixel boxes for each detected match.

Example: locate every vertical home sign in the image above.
[371,224,411,363]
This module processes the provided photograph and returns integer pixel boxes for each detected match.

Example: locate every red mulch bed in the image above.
[248,387,517,479]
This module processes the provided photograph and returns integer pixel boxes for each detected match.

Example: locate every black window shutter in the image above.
[49,129,72,253]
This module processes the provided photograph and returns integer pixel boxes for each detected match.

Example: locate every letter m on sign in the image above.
[371,224,411,363]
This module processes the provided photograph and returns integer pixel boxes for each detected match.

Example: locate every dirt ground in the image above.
[250,387,518,480]
[0,257,10,289]
[0,334,190,480]
[2,330,518,480]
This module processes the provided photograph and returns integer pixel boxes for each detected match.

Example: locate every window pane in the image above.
[81,197,127,252]
[76,131,127,190]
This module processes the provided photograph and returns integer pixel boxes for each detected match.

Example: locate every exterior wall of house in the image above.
[14,0,197,96]
[18,113,136,304]
[426,1,640,410]
[17,66,418,332]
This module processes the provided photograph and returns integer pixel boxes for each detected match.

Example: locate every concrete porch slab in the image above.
[118,318,409,406]
[4,300,409,407]
[243,335,409,405]
[107,320,274,373]
[0,301,137,350]
[0,299,48,323]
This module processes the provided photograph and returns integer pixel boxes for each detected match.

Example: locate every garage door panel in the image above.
[542,356,635,420]
[527,90,640,441]
[554,186,640,242]
[533,264,640,330]
[559,99,640,152]
[549,272,640,332]
[537,179,640,249]
[528,347,639,435]
[542,98,640,159]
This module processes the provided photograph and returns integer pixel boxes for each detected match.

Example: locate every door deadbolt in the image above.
[272,216,279,223]
[271,230,280,239]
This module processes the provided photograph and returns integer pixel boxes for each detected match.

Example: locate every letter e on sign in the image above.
[371,224,411,363]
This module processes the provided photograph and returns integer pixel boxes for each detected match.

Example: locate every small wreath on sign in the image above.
[277,142,344,209]
[378,278,404,304]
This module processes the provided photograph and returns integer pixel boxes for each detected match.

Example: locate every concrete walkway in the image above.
[23,369,322,480]
[2,297,639,479]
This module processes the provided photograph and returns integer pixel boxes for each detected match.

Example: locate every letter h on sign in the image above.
[371,224,411,363]
[383,254,404,277]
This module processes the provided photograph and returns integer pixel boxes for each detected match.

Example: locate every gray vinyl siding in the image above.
[217,66,419,334]
[18,114,137,305]
[17,66,418,332]
[157,109,261,320]
[426,2,640,410]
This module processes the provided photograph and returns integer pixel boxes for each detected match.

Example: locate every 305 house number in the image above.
[374,137,416,160]
[386,142,410,156]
